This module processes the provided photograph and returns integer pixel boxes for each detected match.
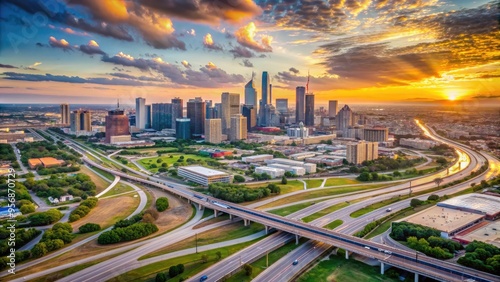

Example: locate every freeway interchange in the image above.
[4,122,500,282]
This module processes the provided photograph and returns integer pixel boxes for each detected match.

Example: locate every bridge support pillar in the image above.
[345,251,349,260]
[229,214,233,220]
[243,219,250,226]
[380,262,391,275]
[265,226,269,234]
[414,273,419,282]
[187,199,191,204]
[198,203,202,210]
[295,234,299,245]
[214,210,219,218]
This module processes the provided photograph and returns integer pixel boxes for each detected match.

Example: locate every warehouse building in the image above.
[178,166,231,186]
[255,166,285,178]
[242,154,274,163]
[265,158,316,173]
[437,194,500,220]
[267,163,306,176]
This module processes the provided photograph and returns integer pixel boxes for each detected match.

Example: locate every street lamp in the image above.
[195,233,198,254]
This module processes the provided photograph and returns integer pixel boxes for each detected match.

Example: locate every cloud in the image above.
[79,40,106,55]
[186,29,196,36]
[234,22,272,52]
[138,0,262,24]
[229,46,255,58]
[49,36,72,51]
[472,95,500,99]
[203,33,223,51]
[0,63,17,69]
[241,59,253,68]
[1,71,167,87]
[108,72,165,82]
[181,60,192,69]
[102,52,151,70]
[289,67,299,74]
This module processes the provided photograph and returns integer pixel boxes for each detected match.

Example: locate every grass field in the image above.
[138,154,214,173]
[108,240,260,282]
[140,222,264,260]
[350,196,403,218]
[80,166,110,194]
[324,219,343,230]
[89,166,115,181]
[302,202,350,223]
[296,253,399,282]
[267,202,315,216]
[100,182,136,198]
[258,183,394,210]
[305,179,323,188]
[246,180,304,194]
[324,178,360,187]
[226,239,306,282]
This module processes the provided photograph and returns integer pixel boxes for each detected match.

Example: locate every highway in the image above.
[8,126,497,282]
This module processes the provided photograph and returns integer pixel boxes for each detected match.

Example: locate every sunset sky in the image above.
[0,0,499,106]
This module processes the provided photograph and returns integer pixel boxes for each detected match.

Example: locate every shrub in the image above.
[79,223,101,233]
[156,197,169,212]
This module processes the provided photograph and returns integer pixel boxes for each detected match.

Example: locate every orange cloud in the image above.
[235,22,273,52]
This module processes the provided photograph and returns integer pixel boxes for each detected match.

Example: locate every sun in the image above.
[446,90,460,101]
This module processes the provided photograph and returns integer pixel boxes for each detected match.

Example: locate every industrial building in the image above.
[255,166,285,178]
[242,154,274,163]
[437,194,500,220]
[265,158,316,173]
[267,163,305,176]
[178,166,230,186]
[400,138,437,150]
[289,152,317,160]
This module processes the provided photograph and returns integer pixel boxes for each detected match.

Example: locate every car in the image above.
[384,250,392,255]
[386,208,392,212]
[292,259,299,265]
[364,246,371,250]
[200,275,208,281]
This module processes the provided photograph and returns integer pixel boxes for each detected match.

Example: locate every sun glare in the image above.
[446,90,460,101]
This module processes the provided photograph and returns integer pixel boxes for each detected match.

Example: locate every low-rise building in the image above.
[267,163,305,176]
[178,166,231,186]
[265,158,316,173]
[241,154,274,163]
[289,152,317,160]
[28,157,65,169]
[400,138,437,150]
[255,166,285,178]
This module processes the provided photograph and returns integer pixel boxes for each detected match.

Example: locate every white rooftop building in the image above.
[265,158,316,173]
[267,163,306,176]
[178,166,231,186]
[241,154,274,163]
[255,166,285,178]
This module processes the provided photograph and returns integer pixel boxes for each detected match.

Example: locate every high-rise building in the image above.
[204,119,222,144]
[346,141,379,164]
[245,78,257,108]
[214,103,222,119]
[60,104,70,125]
[336,105,353,131]
[205,100,215,119]
[221,92,240,134]
[105,107,130,144]
[176,118,191,140]
[242,105,257,130]
[363,128,389,142]
[187,97,206,137]
[261,71,269,106]
[145,105,151,129]
[152,103,173,131]
[305,93,315,126]
[276,99,288,114]
[70,110,91,133]
[229,115,247,141]
[171,97,183,129]
[287,122,308,138]
[328,100,338,118]
[135,97,146,129]
[295,86,306,124]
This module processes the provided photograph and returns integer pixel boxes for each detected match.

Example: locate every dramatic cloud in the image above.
[289,67,299,74]
[0,64,17,69]
[1,72,166,87]
[138,0,262,24]
[79,40,106,55]
[205,62,217,70]
[108,72,165,82]
[241,59,253,68]
[102,52,151,70]
[181,60,192,69]
[229,46,255,58]
[49,36,72,51]
[203,33,223,51]
[235,22,273,52]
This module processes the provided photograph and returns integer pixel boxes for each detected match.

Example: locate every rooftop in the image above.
[179,166,227,177]
[403,205,484,233]
[438,194,500,216]
[455,221,500,248]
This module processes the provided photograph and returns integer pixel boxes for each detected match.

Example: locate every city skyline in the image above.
[0,0,499,105]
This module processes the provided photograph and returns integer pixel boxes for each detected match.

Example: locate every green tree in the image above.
[243,264,253,276]
[201,254,209,263]
[32,242,48,258]
[169,265,179,277]
[156,197,169,212]
[155,272,167,282]
[281,176,287,184]
[216,251,222,260]
[434,177,443,187]
[233,175,245,183]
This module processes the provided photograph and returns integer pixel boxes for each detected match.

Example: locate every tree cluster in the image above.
[69,197,98,222]
[458,241,500,275]
[155,197,169,212]
[356,171,393,182]
[407,236,458,259]
[27,209,63,226]
[0,228,41,256]
[24,173,96,199]
[391,222,440,241]
[32,223,74,258]
[208,182,274,203]
[79,223,101,233]
[0,144,16,162]
[16,141,81,166]
[97,222,158,244]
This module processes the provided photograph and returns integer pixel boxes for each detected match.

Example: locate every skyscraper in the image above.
[328,100,338,118]
[221,92,240,134]
[135,97,146,129]
[187,97,206,137]
[230,115,247,141]
[152,103,173,131]
[145,105,151,129]
[244,78,257,108]
[214,103,222,119]
[205,100,215,119]
[176,118,191,140]
[305,93,315,126]
[171,97,183,129]
[70,110,91,133]
[336,105,353,131]
[276,99,288,114]
[242,105,257,130]
[261,71,269,106]
[105,106,130,144]
[295,86,306,124]
[60,104,70,125]
[204,119,222,144]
